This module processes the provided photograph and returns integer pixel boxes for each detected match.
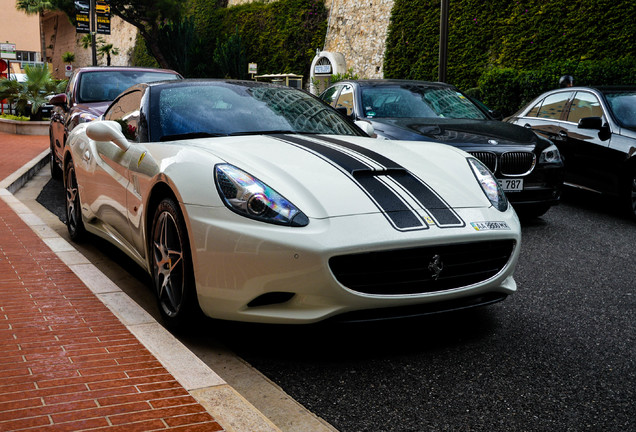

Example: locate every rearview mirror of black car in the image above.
[578,116,603,130]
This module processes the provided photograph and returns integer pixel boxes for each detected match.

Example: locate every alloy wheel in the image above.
[65,163,84,240]
[152,210,186,318]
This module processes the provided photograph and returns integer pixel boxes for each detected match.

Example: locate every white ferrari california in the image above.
[63,79,521,326]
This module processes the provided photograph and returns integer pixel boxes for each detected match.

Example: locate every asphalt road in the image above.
[29,175,635,432]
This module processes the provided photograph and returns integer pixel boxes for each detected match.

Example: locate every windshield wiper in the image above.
[160,132,227,141]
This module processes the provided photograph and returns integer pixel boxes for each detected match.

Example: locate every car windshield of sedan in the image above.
[78,70,180,103]
[605,91,636,128]
[360,85,488,120]
[154,83,361,141]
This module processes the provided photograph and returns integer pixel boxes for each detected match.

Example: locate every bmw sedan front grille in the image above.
[500,152,536,176]
[469,152,497,172]
[329,240,515,295]
[469,151,535,176]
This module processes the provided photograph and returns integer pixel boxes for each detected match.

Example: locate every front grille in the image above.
[329,240,516,295]
[500,152,536,176]
[470,152,497,172]
[469,151,536,176]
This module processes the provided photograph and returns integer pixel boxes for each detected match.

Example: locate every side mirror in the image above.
[578,116,603,130]
[335,106,351,118]
[86,120,130,151]
[354,120,375,137]
[489,109,503,121]
[49,93,67,107]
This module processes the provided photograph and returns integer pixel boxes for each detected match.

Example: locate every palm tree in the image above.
[62,52,75,65]
[97,44,120,66]
[80,33,100,50]
[0,64,65,120]
[16,0,57,63]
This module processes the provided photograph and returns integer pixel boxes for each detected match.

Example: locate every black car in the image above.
[506,86,636,220]
[320,79,564,218]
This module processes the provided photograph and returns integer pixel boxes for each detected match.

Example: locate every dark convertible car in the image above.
[506,86,636,220]
[320,80,564,219]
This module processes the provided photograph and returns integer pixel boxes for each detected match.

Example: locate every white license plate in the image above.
[498,178,524,192]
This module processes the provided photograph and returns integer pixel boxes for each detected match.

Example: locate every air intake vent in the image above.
[329,240,515,295]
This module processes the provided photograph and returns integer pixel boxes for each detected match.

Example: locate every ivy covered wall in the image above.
[189,0,327,78]
[384,0,636,113]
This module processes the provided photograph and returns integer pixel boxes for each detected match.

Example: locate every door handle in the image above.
[523,123,532,128]
[558,130,568,138]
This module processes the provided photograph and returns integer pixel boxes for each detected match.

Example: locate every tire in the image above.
[150,198,199,329]
[49,134,62,180]
[65,161,86,241]
[515,203,551,220]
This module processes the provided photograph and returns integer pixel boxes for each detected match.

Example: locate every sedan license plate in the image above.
[498,178,523,192]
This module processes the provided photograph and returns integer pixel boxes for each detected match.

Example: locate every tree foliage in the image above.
[190,0,327,79]
[0,65,66,120]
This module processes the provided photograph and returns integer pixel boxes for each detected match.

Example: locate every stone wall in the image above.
[42,11,138,80]
[321,0,393,79]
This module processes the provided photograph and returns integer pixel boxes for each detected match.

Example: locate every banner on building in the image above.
[75,0,90,33]
[96,0,111,35]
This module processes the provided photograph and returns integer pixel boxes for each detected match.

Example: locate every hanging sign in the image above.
[75,0,90,33]
[96,0,111,35]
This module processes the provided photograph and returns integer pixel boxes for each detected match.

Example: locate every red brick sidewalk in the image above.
[0,133,48,178]
[0,132,224,430]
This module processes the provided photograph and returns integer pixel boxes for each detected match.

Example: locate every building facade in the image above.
[0,0,42,78]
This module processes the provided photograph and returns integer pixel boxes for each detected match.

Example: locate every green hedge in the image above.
[184,0,327,79]
[473,58,636,116]
[384,0,636,114]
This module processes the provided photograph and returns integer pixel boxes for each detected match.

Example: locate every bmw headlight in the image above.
[539,144,563,165]
[468,157,509,212]
[215,164,309,227]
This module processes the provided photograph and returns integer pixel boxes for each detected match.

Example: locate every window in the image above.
[335,85,355,116]
[320,85,341,106]
[526,99,543,117]
[567,92,603,123]
[16,51,38,63]
[537,92,573,120]
[104,90,143,141]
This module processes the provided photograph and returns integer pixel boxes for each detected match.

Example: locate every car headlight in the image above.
[467,157,509,212]
[78,112,98,123]
[539,144,563,165]
[215,164,309,227]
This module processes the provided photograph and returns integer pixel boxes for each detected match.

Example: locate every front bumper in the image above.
[185,204,521,324]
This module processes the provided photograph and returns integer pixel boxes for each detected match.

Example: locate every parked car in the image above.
[48,66,182,179]
[506,86,636,219]
[63,79,521,326]
[320,80,564,219]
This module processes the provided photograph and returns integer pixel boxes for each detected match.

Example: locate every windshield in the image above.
[604,91,636,128]
[359,85,488,120]
[78,70,180,103]
[153,82,361,142]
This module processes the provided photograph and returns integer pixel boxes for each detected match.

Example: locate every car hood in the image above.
[370,118,539,148]
[176,134,492,220]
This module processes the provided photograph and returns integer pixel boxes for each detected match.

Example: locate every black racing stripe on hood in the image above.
[317,135,464,228]
[274,134,427,231]
[316,135,401,169]
[389,172,464,227]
